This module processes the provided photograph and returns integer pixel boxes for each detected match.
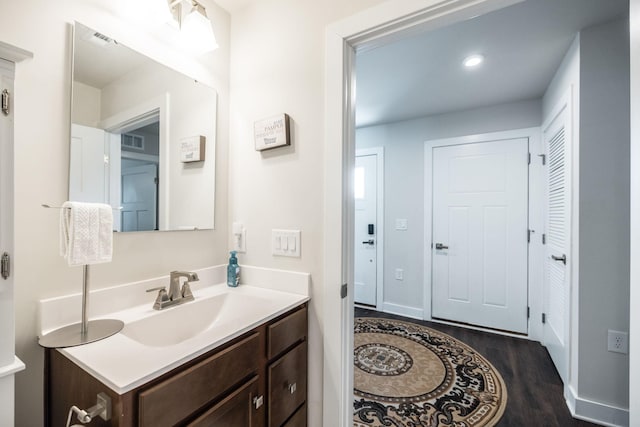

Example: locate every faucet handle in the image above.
[146,286,169,310]
[181,283,194,301]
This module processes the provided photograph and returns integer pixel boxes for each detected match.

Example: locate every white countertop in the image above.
[39,265,310,395]
[59,284,308,394]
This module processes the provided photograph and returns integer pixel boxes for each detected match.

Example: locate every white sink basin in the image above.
[122,292,273,347]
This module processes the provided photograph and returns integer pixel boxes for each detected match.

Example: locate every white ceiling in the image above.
[355,0,628,128]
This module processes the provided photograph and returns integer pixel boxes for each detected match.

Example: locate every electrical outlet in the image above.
[607,330,629,354]
[395,268,404,280]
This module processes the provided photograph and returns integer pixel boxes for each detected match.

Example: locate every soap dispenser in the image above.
[227,251,240,287]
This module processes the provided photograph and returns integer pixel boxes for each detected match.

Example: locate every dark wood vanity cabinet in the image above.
[45,303,308,427]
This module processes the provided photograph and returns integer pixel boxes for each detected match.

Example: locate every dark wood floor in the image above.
[355,308,597,427]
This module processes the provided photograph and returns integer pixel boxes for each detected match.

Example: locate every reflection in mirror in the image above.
[70,22,217,232]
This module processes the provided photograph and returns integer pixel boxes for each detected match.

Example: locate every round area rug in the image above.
[354,317,507,427]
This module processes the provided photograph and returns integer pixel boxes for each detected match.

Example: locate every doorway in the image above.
[324,0,626,425]
[354,148,384,309]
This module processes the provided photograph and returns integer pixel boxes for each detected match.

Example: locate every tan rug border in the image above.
[355,317,508,427]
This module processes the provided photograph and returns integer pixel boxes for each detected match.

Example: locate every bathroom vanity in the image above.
[45,303,307,427]
[39,266,310,427]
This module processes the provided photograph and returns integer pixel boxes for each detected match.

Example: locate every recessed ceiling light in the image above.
[463,54,484,68]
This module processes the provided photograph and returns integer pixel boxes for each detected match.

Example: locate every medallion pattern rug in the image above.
[354,317,507,427]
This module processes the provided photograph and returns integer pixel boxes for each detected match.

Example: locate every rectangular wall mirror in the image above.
[70,22,217,232]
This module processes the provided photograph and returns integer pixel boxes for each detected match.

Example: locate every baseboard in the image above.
[565,384,629,427]
[382,302,423,320]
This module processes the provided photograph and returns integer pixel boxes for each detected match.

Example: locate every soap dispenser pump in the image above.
[227,251,240,287]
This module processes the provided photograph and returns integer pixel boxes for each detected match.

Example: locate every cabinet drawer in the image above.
[188,376,261,427]
[268,306,307,359]
[268,341,307,427]
[139,332,260,427]
[283,404,306,427]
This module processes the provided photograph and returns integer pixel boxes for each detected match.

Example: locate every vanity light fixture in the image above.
[463,54,484,68]
[168,0,218,54]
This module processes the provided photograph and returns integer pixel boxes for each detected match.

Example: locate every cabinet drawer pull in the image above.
[288,382,297,394]
[253,395,264,409]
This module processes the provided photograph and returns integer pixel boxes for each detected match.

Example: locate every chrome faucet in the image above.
[146,271,199,310]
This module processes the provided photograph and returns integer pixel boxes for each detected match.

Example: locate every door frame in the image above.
[423,128,543,341]
[355,147,384,310]
[100,95,169,229]
[323,0,524,425]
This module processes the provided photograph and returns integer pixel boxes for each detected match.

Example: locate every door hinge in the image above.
[542,313,546,324]
[542,234,546,245]
[538,154,546,165]
[527,306,530,319]
[1,252,9,279]
[528,153,531,165]
[527,229,533,243]
[1,89,9,116]
[340,283,347,299]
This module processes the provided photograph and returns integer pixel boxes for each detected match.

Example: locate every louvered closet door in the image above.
[542,92,572,383]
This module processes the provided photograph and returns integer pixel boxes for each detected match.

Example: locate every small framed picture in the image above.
[254,114,290,151]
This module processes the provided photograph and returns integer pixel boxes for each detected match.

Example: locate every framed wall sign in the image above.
[180,135,206,162]
[254,113,290,151]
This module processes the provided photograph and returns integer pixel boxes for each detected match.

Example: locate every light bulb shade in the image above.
[181,4,218,54]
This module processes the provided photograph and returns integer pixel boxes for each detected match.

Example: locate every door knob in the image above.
[551,254,567,265]
[435,243,449,250]
[362,239,375,245]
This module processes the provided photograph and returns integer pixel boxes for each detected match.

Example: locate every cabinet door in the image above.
[188,376,262,427]
[139,333,260,426]
[268,342,307,427]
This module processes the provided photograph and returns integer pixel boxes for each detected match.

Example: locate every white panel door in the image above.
[121,164,158,231]
[70,124,108,203]
[354,154,378,306]
[542,95,572,383]
[432,138,529,333]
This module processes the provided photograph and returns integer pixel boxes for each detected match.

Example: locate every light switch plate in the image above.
[272,229,301,257]
[232,222,246,253]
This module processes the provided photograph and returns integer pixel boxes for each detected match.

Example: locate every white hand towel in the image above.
[59,201,113,266]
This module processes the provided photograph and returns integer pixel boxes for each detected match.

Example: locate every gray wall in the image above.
[356,99,542,314]
[578,17,630,408]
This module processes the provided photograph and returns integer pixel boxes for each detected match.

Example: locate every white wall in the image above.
[71,81,101,127]
[578,17,630,409]
[629,1,640,424]
[356,99,542,315]
[226,0,387,425]
[0,1,230,425]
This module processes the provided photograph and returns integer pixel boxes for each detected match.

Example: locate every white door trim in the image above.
[355,147,384,310]
[423,127,543,341]
[323,0,524,425]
